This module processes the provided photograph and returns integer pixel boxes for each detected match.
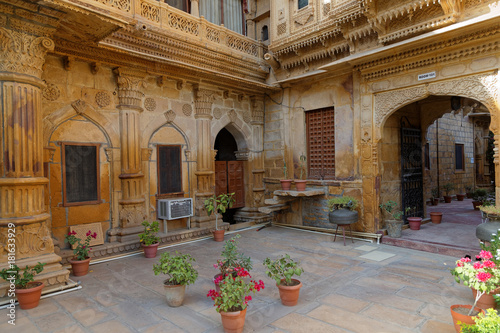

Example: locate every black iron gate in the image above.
[401,118,424,221]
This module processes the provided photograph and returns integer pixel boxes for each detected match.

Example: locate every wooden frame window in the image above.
[306,107,335,180]
[455,143,465,171]
[62,143,100,206]
[157,145,183,195]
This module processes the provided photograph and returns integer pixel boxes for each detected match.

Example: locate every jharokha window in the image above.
[306,108,335,180]
[62,143,100,206]
[157,145,183,195]
[200,0,246,35]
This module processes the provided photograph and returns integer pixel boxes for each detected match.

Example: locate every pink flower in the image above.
[92,232,97,239]
[213,264,218,268]
[483,260,496,268]
[480,250,493,260]
[86,231,91,237]
[477,272,492,282]
[457,262,464,267]
[244,295,252,302]
[473,262,483,270]
[460,257,472,263]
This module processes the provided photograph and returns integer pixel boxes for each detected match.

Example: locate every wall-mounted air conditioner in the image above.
[157,198,193,220]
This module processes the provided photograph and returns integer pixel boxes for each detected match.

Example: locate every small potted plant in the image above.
[0,262,45,309]
[456,187,466,202]
[472,189,488,210]
[443,182,455,203]
[205,192,235,241]
[213,234,252,292]
[450,250,500,332]
[406,206,422,230]
[207,267,264,332]
[280,154,292,191]
[263,254,304,306]
[431,187,439,206]
[460,308,500,332]
[153,251,198,307]
[379,200,407,238]
[65,230,97,276]
[466,185,474,199]
[139,220,160,258]
[294,153,307,191]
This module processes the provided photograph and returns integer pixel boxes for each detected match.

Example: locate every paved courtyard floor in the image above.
[1,226,476,332]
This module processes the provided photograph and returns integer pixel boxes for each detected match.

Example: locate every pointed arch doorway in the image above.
[214,128,245,222]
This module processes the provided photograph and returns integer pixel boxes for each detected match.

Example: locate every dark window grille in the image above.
[63,143,100,205]
[158,145,183,194]
[455,143,465,170]
[306,108,335,180]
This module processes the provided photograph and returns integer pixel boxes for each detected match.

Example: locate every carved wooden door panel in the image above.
[215,161,227,197]
[228,161,245,208]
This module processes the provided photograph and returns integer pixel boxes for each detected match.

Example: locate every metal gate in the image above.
[401,118,424,221]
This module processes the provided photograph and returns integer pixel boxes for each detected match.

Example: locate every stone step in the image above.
[258,204,290,214]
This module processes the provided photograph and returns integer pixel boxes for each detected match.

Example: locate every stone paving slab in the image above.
[0,226,475,332]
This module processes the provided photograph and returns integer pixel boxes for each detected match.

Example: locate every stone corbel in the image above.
[63,56,74,71]
[157,75,167,87]
[264,52,280,71]
[223,90,230,99]
[104,148,114,162]
[238,94,245,102]
[141,148,153,161]
[44,146,56,162]
[176,80,183,91]
[91,62,100,75]
[71,99,88,115]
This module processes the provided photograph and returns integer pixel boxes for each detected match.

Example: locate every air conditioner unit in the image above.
[157,198,193,220]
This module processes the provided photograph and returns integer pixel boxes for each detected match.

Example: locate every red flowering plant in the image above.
[207,267,264,313]
[451,250,500,315]
[65,230,97,261]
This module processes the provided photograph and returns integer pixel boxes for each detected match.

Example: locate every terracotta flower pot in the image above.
[213,229,225,242]
[444,195,452,203]
[164,283,186,307]
[432,198,439,206]
[142,242,159,258]
[430,212,443,224]
[450,304,484,333]
[277,279,302,306]
[220,308,247,333]
[407,217,422,230]
[15,282,44,310]
[472,201,483,210]
[472,288,499,310]
[280,179,292,191]
[68,257,91,276]
[294,180,307,191]
[457,194,465,201]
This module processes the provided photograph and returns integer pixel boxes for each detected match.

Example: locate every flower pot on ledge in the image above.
[450,304,484,333]
[430,212,443,224]
[280,179,292,191]
[213,229,225,242]
[294,180,307,191]
[456,194,465,201]
[142,242,159,258]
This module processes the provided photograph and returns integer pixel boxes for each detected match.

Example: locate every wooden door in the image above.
[228,161,244,208]
[215,161,227,197]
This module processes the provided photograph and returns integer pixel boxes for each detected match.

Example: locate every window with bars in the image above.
[455,143,465,171]
[306,108,335,180]
[158,145,183,195]
[63,143,100,206]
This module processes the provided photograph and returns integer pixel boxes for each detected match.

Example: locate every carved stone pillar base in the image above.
[107,225,144,243]
[234,207,273,224]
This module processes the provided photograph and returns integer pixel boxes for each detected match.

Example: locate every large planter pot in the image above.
[385,219,403,238]
[450,304,484,333]
[277,279,302,306]
[15,282,44,310]
[294,180,307,191]
[444,195,452,203]
[220,308,247,333]
[280,179,292,191]
[142,242,159,258]
[328,209,359,225]
[213,229,225,242]
[164,283,186,307]
[407,217,422,230]
[472,201,483,210]
[472,288,499,310]
[68,257,91,276]
[430,212,443,224]
[457,194,465,201]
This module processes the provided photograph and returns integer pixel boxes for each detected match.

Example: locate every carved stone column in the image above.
[109,68,147,242]
[191,86,218,228]
[0,27,69,295]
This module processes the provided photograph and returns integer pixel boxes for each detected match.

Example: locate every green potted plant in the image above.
[0,262,45,309]
[431,187,439,205]
[466,185,474,199]
[65,230,97,276]
[207,267,264,332]
[213,234,253,291]
[204,192,235,241]
[450,250,499,332]
[139,220,160,258]
[406,206,422,230]
[153,251,198,307]
[327,195,359,245]
[280,155,292,191]
[457,187,466,201]
[379,200,406,238]
[294,153,307,191]
[443,182,455,203]
[473,189,488,210]
[263,254,304,306]
[460,308,500,332]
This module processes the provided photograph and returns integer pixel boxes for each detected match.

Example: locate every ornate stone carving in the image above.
[243,110,251,123]
[194,86,217,118]
[182,103,193,116]
[294,6,314,26]
[0,28,54,78]
[374,85,427,127]
[91,62,100,74]
[164,109,176,123]
[277,22,287,35]
[228,109,237,123]
[250,95,264,124]
[119,205,146,228]
[104,148,113,162]
[141,148,153,161]
[144,97,156,111]
[15,222,54,256]
[71,99,88,115]
[42,83,60,101]
[95,91,111,108]
[113,68,147,108]
[213,107,223,119]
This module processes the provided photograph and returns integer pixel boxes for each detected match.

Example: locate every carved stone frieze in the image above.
[213,107,223,119]
[15,222,54,256]
[182,103,193,116]
[164,109,176,123]
[42,83,60,101]
[0,27,54,78]
[144,97,156,111]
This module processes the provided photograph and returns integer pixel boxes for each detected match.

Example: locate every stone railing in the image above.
[78,0,264,59]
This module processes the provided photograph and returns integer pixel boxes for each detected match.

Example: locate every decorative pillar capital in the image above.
[250,95,265,125]
[113,68,148,109]
[194,85,217,119]
[0,27,54,79]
